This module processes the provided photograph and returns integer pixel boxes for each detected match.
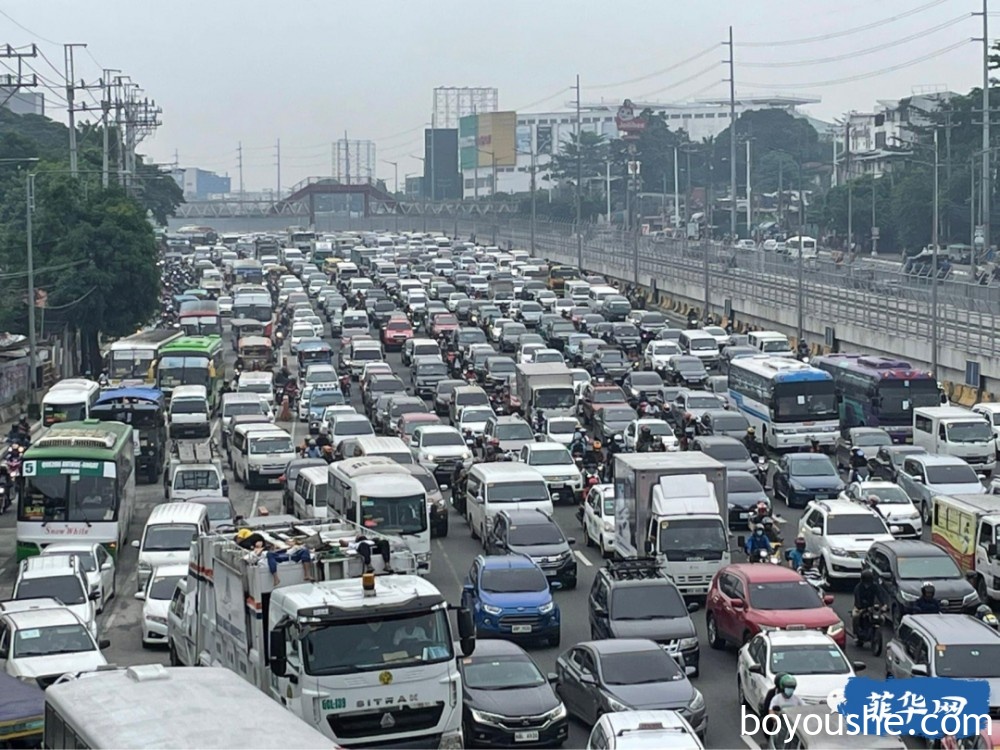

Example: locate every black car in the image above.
[588,348,630,382]
[607,322,642,352]
[665,355,708,387]
[588,559,701,675]
[636,311,668,341]
[460,639,568,748]
[546,321,577,351]
[868,445,929,482]
[486,509,578,589]
[863,539,980,624]
[621,371,665,406]
[593,405,639,441]
[599,295,632,322]
[371,299,398,329]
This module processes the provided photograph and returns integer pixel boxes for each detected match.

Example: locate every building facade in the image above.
[169,168,232,200]
[0,89,44,116]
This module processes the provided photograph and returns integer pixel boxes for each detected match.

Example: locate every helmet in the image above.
[861,569,874,584]
[778,674,797,690]
[747,426,756,436]
[801,552,818,564]
[762,516,774,528]
[921,582,936,598]
[755,501,769,516]
[592,439,602,450]
[613,434,624,444]
[985,613,999,630]
[977,604,992,620]
[795,536,806,551]
[641,425,651,434]
[308,439,317,447]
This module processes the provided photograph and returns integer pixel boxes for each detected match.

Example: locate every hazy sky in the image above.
[2,0,988,192]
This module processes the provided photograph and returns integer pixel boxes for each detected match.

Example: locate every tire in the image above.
[737,676,751,711]
[872,628,884,658]
[819,557,830,582]
[706,613,725,650]
[169,642,180,667]
[977,575,989,605]
[563,579,577,591]
[470,521,479,540]
[548,631,561,648]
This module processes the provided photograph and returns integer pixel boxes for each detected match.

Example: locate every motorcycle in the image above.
[748,546,783,564]
[798,566,828,594]
[852,604,887,656]
[754,455,770,488]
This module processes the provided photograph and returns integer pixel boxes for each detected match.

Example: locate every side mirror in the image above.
[134,591,146,601]
[988,543,998,559]
[131,540,140,549]
[687,601,700,613]
[748,663,763,675]
[731,599,745,610]
[911,474,924,484]
[222,479,230,497]
[89,591,101,601]
[592,604,607,617]
[852,661,867,672]
[475,493,485,504]
[457,607,476,657]
[101,561,113,571]
[268,629,288,677]
[810,527,822,535]
[98,638,111,649]
[911,664,929,677]
[547,672,558,684]
[566,537,576,546]
[823,594,835,606]
[580,673,596,685]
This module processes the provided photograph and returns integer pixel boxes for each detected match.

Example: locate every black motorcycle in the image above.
[853,604,887,656]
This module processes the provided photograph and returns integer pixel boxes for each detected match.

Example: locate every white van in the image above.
[336,261,360,285]
[464,463,552,542]
[13,555,98,638]
[913,406,996,475]
[292,465,329,519]
[348,277,374,297]
[563,279,591,302]
[168,385,210,439]
[747,330,794,357]
[131,502,209,592]
[587,285,618,308]
[236,371,273,399]
[231,424,295,488]
[220,393,273,448]
[679,329,721,369]
[346,435,415,465]
[42,379,101,426]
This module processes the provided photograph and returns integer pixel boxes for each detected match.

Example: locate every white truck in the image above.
[174,515,474,749]
[613,453,730,596]
[163,440,228,502]
[931,492,1000,604]
[514,362,577,419]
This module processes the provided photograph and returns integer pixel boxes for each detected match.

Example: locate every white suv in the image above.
[518,441,584,505]
[13,555,98,638]
[797,498,894,580]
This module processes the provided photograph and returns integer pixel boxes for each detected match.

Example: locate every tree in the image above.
[545,130,610,188]
[135,158,184,225]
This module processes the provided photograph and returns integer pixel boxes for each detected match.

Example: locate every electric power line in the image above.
[741,14,971,68]
[512,87,571,113]
[737,0,948,47]
[0,9,60,46]
[34,49,65,82]
[638,61,722,99]
[585,43,721,90]
[742,38,970,89]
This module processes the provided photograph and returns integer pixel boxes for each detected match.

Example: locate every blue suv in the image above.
[462,555,561,648]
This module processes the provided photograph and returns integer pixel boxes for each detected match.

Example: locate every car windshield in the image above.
[592,389,626,404]
[13,623,95,658]
[770,645,850,675]
[652,343,679,355]
[149,574,184,600]
[509,522,564,546]
[658,518,728,561]
[463,655,546,690]
[16,575,86,605]
[488,360,515,374]
[175,470,220,491]
[487,480,549,503]
[748,580,823,610]
[897,555,961,580]
[676,360,706,374]
[642,314,666,326]
[600,351,625,364]
[689,339,717,351]
[611,584,687,620]
[171,399,206,414]
[422,431,464,448]
[615,325,639,337]
[481,567,548,593]
[44,551,97,572]
[825,514,887,535]
[629,373,663,387]
[925,465,979,485]
[865,486,911,504]
[934,645,1000,678]
[195,500,234,521]
[529,448,573,466]
[144,524,198,552]
[547,420,578,434]
[359,493,426,535]
[495,423,533,441]
[250,436,294,454]
[790,457,837,477]
[946,422,993,443]
[461,409,493,424]
[335,420,375,437]
[729,475,765,494]
[641,422,673,437]
[712,415,749,431]
[704,443,750,461]
[854,433,891,447]
[603,408,637,423]
[418,363,448,377]
[599,649,683,685]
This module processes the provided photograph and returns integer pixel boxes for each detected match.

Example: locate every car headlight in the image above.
[603,520,615,532]
[604,693,631,712]
[138,561,151,573]
[148,615,168,625]
[964,592,981,604]
[827,623,844,637]
[899,589,919,603]
[678,636,699,650]
[470,708,506,727]
[829,547,847,557]
[688,689,705,712]
[424,453,437,463]
[538,601,555,615]
[482,604,503,616]
[790,481,806,491]
[907,511,921,521]
[544,702,568,722]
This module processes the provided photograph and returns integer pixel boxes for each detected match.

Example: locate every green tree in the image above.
[134,157,184,225]
[545,130,610,189]
[890,168,934,252]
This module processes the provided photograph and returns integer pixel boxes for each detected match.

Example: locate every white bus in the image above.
[785,235,818,260]
[104,329,183,386]
[43,664,334,749]
[727,356,839,451]
[41,379,101,427]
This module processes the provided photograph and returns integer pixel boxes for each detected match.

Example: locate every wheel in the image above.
[470,521,479,540]
[818,557,830,582]
[871,628,884,657]
[169,642,180,666]
[737,676,750,710]
[438,524,449,539]
[141,640,152,650]
[548,631,561,648]
[922,499,932,524]
[563,579,577,591]
[706,613,725,650]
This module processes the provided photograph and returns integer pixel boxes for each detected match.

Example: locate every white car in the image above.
[518,441,583,505]
[302,315,324,337]
[410,425,473,475]
[40,541,116,614]
[588,710,703,750]
[624,418,679,452]
[288,322,315,353]
[457,406,494,437]
[329,413,375,449]
[798,498,894,580]
[581,483,615,556]
[736,629,862,716]
[840,480,923,539]
[644,340,682,372]
[0,599,109,687]
[518,343,545,364]
[533,348,565,365]
[135,563,188,648]
[570,368,591,399]
[13,555,98,639]
[545,416,581,446]
[701,326,729,349]
[972,402,1000,454]
[489,318,514,344]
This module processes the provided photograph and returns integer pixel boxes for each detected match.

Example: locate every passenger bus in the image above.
[154,336,225,409]
[178,299,222,336]
[547,264,580,292]
[231,258,263,285]
[785,235,818,259]
[232,292,275,339]
[727,355,839,451]
[812,353,942,443]
[42,665,332,749]
[41,379,102,427]
[17,420,136,561]
[103,328,183,386]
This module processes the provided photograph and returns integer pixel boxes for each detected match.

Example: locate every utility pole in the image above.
[237,141,244,198]
[430,114,436,201]
[64,44,86,177]
[529,144,537,254]
[672,146,680,229]
[982,0,992,263]
[845,119,853,254]
[25,172,36,402]
[745,139,752,235]
[871,176,878,255]
[344,131,350,185]
[113,76,129,186]
[777,159,783,228]
[931,129,940,378]
[726,26,737,239]
[0,44,39,117]
[275,138,281,198]
[382,160,399,193]
[100,69,119,189]
[575,74,583,268]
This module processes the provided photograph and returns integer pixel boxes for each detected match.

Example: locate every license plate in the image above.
[550,484,565,491]
[515,731,540,742]
[739,512,750,519]
[511,624,532,634]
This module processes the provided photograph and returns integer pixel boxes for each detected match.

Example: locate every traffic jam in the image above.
[4,226,1000,749]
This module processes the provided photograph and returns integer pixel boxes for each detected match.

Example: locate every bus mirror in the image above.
[268,629,288,677]
[457,607,476,657]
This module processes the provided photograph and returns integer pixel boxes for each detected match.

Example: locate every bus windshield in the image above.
[20,468,119,523]
[773,382,837,422]
[110,349,155,379]
[232,303,272,321]
[180,316,221,336]
[43,401,88,425]
[359,493,426,535]
[158,356,210,388]
[878,380,940,419]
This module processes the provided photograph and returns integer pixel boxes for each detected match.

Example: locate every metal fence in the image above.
[318,215,1000,359]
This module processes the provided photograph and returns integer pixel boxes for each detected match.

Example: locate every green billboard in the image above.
[459,115,479,171]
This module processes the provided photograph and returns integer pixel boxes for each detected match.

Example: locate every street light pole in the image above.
[530,147,537,255]
[382,160,399,194]
[26,172,37,403]
[673,146,681,229]
[931,129,940,378]
[796,160,804,342]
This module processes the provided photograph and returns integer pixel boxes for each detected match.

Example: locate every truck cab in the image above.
[163,441,227,502]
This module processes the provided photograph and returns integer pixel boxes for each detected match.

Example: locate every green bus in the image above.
[154,336,225,409]
[17,420,137,561]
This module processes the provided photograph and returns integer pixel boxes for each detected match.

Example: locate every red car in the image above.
[578,384,629,426]
[705,564,845,648]
[381,315,413,350]
[430,312,460,339]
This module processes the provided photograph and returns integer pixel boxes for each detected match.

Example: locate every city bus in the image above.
[42,665,332,749]
[232,291,275,339]
[231,259,263,285]
[178,299,222,336]
[16,420,136,561]
[727,355,839,451]
[812,353,942,444]
[154,336,225,409]
[103,328,184,386]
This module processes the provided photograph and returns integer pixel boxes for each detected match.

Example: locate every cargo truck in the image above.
[613,453,730,596]
[175,515,475,748]
[514,362,577,419]
[931,492,1000,604]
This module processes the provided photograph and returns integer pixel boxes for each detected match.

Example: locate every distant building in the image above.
[0,89,44,116]
[169,168,232,199]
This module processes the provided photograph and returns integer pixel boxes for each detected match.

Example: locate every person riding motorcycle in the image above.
[769,674,803,713]
[636,425,656,453]
[799,551,819,577]
[849,447,868,481]
[912,582,942,614]
[680,413,697,450]
[786,537,806,570]
[748,501,770,529]
[591,360,606,382]
[852,568,880,643]
[975,603,999,630]
[743,426,757,453]
[760,516,782,544]
[533,409,546,434]
[796,340,810,361]
[274,366,291,391]
[745,526,773,559]
[569,430,588,459]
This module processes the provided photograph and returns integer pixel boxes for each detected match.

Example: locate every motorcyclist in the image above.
[635,425,655,453]
[591,360,606,382]
[234,355,245,373]
[315,425,332,450]
[769,674,803,714]
[786,537,806,570]
[852,569,880,643]
[680,413,697,450]
[799,551,819,577]
[97,370,110,388]
[274,366,290,390]
[745,526,773,558]
[912,582,941,614]
[569,429,588,459]
[761,516,782,545]
[975,603,999,630]
[533,409,546,434]
[748,501,770,529]
[743,426,757,453]
[808,439,822,454]
[796,340,810,361]
[849,447,868,481]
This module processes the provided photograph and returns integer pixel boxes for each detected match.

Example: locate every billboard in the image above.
[424,128,461,200]
[460,111,517,169]
[515,125,531,156]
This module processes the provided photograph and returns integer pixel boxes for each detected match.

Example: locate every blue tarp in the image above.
[0,671,44,740]
[95,386,164,405]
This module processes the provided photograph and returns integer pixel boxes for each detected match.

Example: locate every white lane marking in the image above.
[104,612,118,630]
[435,539,463,590]
[574,550,593,567]
[248,490,260,517]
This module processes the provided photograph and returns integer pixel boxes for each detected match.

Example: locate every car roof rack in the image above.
[604,557,667,581]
